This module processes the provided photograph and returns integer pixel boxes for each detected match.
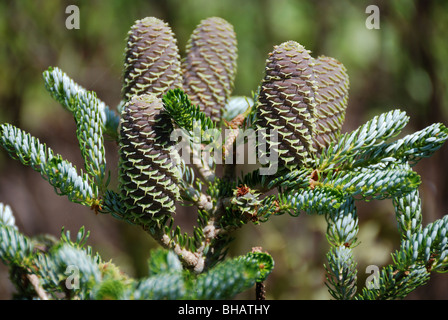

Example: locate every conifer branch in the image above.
[1,15,448,301]
[43,67,120,140]
[0,124,98,206]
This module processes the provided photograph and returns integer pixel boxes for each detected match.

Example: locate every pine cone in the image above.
[122,17,182,101]
[182,17,238,123]
[118,94,181,225]
[231,185,261,221]
[313,56,349,152]
[256,41,318,169]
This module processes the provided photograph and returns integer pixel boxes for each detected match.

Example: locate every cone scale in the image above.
[313,56,349,152]
[256,41,318,168]
[256,41,349,169]
[182,17,238,123]
[118,94,181,225]
[122,17,182,101]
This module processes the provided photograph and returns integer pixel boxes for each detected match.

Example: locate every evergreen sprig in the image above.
[317,110,448,173]
[0,223,34,267]
[393,189,423,240]
[162,88,218,139]
[132,272,187,300]
[356,212,448,300]
[368,122,448,166]
[317,109,409,171]
[393,215,448,272]
[1,209,274,300]
[0,124,98,206]
[0,203,16,228]
[50,244,102,299]
[73,89,107,189]
[325,196,359,248]
[43,66,120,140]
[324,197,359,300]
[1,15,448,301]
[356,264,430,300]
[325,246,358,300]
[322,162,421,201]
[192,251,273,299]
[281,187,344,216]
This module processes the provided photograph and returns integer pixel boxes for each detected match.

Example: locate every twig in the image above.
[187,143,216,182]
[27,273,49,300]
[256,282,266,300]
[222,113,246,180]
[252,246,267,300]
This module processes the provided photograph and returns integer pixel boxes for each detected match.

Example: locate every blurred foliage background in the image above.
[1,0,447,299]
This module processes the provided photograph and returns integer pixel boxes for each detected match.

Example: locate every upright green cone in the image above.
[122,17,182,101]
[182,17,238,123]
[256,41,318,169]
[313,56,349,152]
[256,41,349,169]
[118,94,181,225]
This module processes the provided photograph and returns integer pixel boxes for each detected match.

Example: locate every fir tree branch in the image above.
[356,264,430,300]
[43,66,120,140]
[324,197,358,300]
[325,246,358,300]
[325,196,359,248]
[0,205,50,299]
[0,124,98,206]
[376,122,448,166]
[267,167,313,190]
[338,122,448,171]
[132,272,187,300]
[281,186,344,216]
[358,210,448,300]
[0,221,35,267]
[2,16,448,301]
[162,88,217,135]
[321,162,421,201]
[50,244,102,299]
[393,189,423,240]
[44,66,109,190]
[73,89,107,190]
[0,203,16,229]
[191,251,273,299]
[317,109,409,171]
[393,215,448,272]
[163,89,219,182]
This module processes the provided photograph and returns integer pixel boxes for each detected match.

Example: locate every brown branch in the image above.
[27,273,49,300]
[256,282,266,300]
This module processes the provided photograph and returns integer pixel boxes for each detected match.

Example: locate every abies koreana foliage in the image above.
[0,16,447,300]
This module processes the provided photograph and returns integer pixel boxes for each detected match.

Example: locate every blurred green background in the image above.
[1,0,447,299]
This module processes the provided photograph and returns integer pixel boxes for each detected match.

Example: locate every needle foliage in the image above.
[0,16,447,300]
